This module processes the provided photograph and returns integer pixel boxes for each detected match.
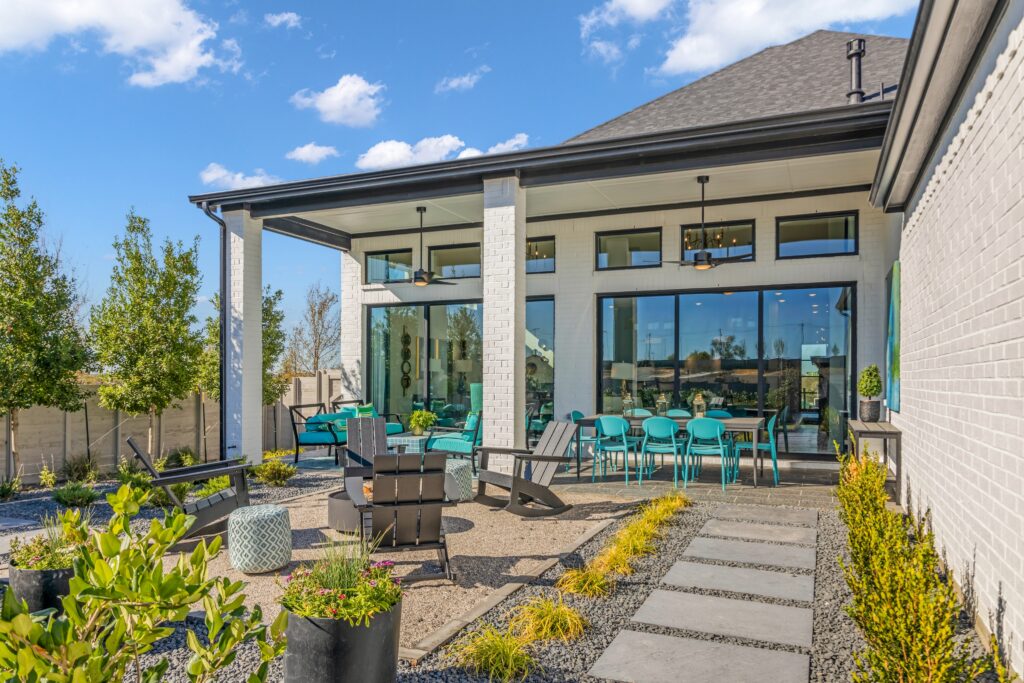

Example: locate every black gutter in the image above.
[199,201,228,462]
[189,102,893,214]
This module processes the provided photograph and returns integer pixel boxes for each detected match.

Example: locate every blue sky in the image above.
[0,1,918,331]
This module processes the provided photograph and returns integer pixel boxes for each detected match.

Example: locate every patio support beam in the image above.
[222,207,263,464]
[482,174,527,461]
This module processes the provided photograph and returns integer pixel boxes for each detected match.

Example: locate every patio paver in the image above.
[701,518,817,545]
[713,504,818,526]
[683,536,816,570]
[632,589,813,647]
[662,560,814,602]
[588,630,809,683]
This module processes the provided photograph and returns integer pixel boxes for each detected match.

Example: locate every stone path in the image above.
[589,503,819,683]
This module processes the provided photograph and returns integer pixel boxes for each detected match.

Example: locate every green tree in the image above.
[90,212,202,455]
[0,161,90,473]
[285,281,340,376]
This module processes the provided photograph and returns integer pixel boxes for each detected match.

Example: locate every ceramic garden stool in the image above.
[444,459,475,502]
[228,504,292,574]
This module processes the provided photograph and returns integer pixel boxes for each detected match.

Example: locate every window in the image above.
[777,211,857,259]
[682,221,754,263]
[526,298,555,432]
[365,249,412,283]
[526,237,556,273]
[429,243,481,278]
[596,228,661,270]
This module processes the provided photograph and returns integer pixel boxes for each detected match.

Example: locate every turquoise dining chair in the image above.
[666,408,691,418]
[624,407,653,417]
[706,409,733,419]
[733,413,780,486]
[640,417,685,486]
[594,415,640,483]
[569,410,601,472]
[685,417,731,491]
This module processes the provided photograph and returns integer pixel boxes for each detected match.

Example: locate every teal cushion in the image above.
[298,430,345,446]
[385,422,404,436]
[428,436,475,455]
[304,414,332,432]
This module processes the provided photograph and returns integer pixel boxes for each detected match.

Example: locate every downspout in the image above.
[199,201,228,461]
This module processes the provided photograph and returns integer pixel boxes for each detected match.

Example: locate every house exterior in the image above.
[190,1,1024,665]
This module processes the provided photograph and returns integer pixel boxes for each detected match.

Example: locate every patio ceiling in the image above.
[269,149,880,240]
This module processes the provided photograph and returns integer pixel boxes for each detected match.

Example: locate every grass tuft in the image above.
[509,596,587,643]
[450,626,536,683]
[555,566,614,597]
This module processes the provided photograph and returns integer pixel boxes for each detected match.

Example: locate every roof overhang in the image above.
[871,0,1010,212]
[190,102,893,219]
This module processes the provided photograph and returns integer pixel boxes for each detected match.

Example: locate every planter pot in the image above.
[860,399,881,422]
[8,563,73,613]
[410,426,424,436]
[283,600,401,683]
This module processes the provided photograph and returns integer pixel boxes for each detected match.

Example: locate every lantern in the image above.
[692,392,707,418]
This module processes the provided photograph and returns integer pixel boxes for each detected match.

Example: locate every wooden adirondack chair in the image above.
[352,451,455,582]
[343,416,389,479]
[126,437,250,538]
[476,421,577,517]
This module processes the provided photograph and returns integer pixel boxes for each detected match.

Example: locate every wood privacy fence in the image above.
[1,370,347,484]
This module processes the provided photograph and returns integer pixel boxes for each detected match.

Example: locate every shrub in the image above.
[9,510,87,570]
[509,596,587,642]
[555,567,614,598]
[195,475,230,499]
[0,474,21,501]
[263,448,300,460]
[61,454,97,483]
[38,464,57,488]
[857,364,883,399]
[164,446,197,468]
[53,481,101,508]
[253,458,297,487]
[450,626,535,683]
[115,456,150,489]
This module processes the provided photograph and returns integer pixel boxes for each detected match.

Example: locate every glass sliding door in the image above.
[368,306,426,422]
[763,286,852,454]
[526,299,555,419]
[678,291,759,415]
[426,303,483,425]
[600,295,676,412]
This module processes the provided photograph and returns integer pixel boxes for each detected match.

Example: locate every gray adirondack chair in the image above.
[126,437,250,538]
[343,416,389,479]
[476,421,577,517]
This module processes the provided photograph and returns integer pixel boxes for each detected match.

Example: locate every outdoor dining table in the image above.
[572,414,769,486]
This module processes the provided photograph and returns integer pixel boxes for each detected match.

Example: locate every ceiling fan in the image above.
[412,206,456,286]
[665,175,748,271]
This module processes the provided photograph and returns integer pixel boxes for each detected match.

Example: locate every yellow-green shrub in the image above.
[450,626,535,683]
[509,596,587,642]
[555,567,614,597]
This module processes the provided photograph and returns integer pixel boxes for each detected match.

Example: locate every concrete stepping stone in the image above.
[701,518,817,545]
[632,590,813,648]
[663,560,814,602]
[684,537,816,570]
[714,504,818,527]
[0,517,36,532]
[589,630,809,683]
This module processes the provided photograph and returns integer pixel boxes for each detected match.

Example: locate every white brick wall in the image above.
[891,18,1024,668]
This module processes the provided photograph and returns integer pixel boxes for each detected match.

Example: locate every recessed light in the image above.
[808,292,816,297]
[774,291,782,296]
[778,299,786,303]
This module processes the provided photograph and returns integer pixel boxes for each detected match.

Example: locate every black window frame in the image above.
[526,236,557,274]
[775,210,859,260]
[594,226,663,271]
[428,242,482,280]
[363,248,414,284]
[680,219,756,264]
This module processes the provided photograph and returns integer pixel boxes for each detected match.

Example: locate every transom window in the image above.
[365,249,412,284]
[429,243,481,279]
[682,220,754,263]
[595,228,662,270]
[526,237,556,273]
[776,211,858,259]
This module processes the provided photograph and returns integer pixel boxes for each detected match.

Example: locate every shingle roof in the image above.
[568,30,908,144]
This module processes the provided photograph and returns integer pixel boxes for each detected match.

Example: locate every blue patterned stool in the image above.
[445,459,475,501]
[228,504,292,574]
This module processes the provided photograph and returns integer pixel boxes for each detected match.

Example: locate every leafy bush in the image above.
[408,410,437,432]
[253,458,297,487]
[195,475,230,499]
[450,626,535,683]
[61,454,98,483]
[509,596,587,642]
[838,444,987,681]
[0,474,21,501]
[555,567,613,598]
[115,456,150,489]
[52,481,100,508]
[857,364,883,399]
[263,448,300,460]
[38,464,57,489]
[164,446,197,468]
[279,542,402,626]
[9,510,87,570]
[0,485,286,681]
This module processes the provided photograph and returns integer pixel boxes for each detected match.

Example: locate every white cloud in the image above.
[291,74,384,126]
[264,12,301,29]
[0,0,240,87]
[587,39,623,64]
[356,135,465,171]
[659,0,918,74]
[285,142,339,164]
[435,65,491,93]
[580,0,673,38]
[200,162,281,190]
[486,133,529,154]
[457,148,483,159]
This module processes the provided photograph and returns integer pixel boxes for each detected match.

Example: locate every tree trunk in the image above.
[147,407,156,457]
[201,393,208,463]
[9,408,19,476]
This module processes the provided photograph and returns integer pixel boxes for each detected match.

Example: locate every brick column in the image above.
[482,175,527,462]
[337,249,364,402]
[222,208,263,464]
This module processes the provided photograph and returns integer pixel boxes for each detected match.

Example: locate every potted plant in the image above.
[408,409,437,436]
[279,539,403,683]
[858,364,883,422]
[8,510,87,612]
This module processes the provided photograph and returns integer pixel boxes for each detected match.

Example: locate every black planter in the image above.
[283,600,401,683]
[860,399,881,422]
[8,563,73,613]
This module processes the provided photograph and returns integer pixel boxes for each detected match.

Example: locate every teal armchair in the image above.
[427,413,483,474]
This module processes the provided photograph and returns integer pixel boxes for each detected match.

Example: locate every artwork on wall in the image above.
[886,261,901,412]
